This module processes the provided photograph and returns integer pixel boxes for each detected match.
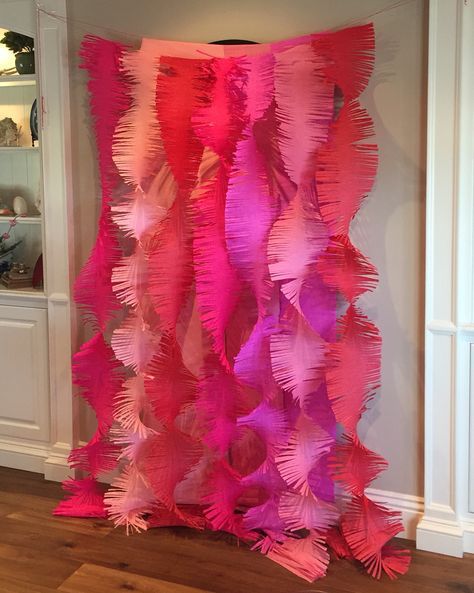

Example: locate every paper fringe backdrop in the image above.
[56,23,411,582]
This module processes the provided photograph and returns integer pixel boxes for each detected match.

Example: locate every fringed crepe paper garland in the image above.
[56,38,130,517]
[56,23,411,582]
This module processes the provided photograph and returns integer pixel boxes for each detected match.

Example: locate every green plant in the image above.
[0,31,34,54]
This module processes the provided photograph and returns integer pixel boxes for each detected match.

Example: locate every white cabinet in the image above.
[0,305,49,442]
[0,0,74,479]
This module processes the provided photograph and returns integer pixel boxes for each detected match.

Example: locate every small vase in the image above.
[13,196,28,216]
[15,51,35,75]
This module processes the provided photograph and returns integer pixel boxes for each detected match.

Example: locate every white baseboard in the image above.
[416,516,464,557]
[0,437,49,474]
[461,518,474,554]
[98,465,424,542]
[93,451,423,542]
[0,437,71,480]
[44,441,72,482]
[416,511,474,557]
[365,487,424,540]
[360,490,474,556]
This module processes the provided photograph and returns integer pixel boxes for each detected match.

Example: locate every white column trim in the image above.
[417,0,474,557]
[36,0,76,480]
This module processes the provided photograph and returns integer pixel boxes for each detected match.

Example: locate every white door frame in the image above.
[416,0,474,556]
[37,0,76,481]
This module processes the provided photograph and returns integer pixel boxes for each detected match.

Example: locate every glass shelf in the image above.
[0,284,46,307]
[0,74,36,87]
[0,216,41,224]
[0,146,39,152]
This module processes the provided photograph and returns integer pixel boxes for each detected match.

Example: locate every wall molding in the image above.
[0,437,70,480]
[37,0,77,478]
[44,441,72,482]
[92,460,425,543]
[417,517,464,558]
[417,0,474,558]
[0,437,49,474]
[366,488,423,541]
[462,519,474,554]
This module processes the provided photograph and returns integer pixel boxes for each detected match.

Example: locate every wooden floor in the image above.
[0,467,472,593]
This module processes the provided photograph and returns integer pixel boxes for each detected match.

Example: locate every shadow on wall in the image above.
[353,0,427,498]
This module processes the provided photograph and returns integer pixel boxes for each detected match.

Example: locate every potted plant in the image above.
[0,31,34,75]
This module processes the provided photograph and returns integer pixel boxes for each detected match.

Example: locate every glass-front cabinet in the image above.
[0,26,43,292]
[0,0,74,481]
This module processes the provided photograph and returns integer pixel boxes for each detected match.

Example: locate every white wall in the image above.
[66,0,427,498]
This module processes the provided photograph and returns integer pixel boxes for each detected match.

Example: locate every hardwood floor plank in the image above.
[6,509,112,537]
[89,527,319,593]
[0,501,13,517]
[0,516,115,565]
[58,563,214,593]
[0,517,317,593]
[322,554,474,593]
[0,542,80,589]
[0,490,61,514]
[0,467,62,500]
[0,574,58,593]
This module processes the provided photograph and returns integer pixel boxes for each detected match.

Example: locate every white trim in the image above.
[463,519,474,554]
[417,0,474,557]
[0,437,70,479]
[0,437,50,474]
[89,463,424,542]
[426,320,457,334]
[0,289,48,308]
[36,0,76,479]
[417,516,464,558]
[44,441,72,481]
[366,488,423,541]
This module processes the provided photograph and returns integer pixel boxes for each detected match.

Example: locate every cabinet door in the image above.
[0,305,49,442]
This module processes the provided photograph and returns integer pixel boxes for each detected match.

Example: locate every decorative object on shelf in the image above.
[30,99,38,145]
[0,203,14,216]
[32,253,43,289]
[0,259,9,275]
[0,117,20,147]
[0,215,21,260]
[57,26,411,583]
[0,31,35,75]
[11,262,27,274]
[1,261,32,288]
[0,67,16,76]
[12,195,28,216]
